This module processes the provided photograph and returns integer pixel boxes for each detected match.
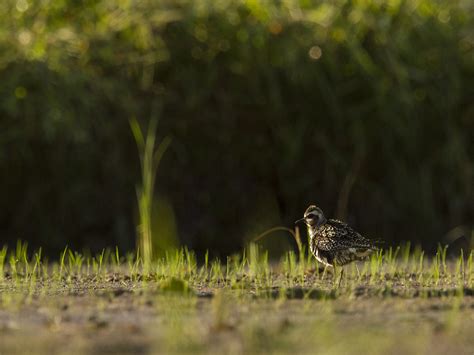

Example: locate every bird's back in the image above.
[310,219,377,266]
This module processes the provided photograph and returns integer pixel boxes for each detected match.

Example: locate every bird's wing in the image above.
[316,220,376,251]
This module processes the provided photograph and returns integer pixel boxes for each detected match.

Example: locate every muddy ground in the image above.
[1,276,473,355]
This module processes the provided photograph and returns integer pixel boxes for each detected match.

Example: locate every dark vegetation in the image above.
[1,1,473,256]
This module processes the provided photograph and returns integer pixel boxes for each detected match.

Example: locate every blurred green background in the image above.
[1,0,473,257]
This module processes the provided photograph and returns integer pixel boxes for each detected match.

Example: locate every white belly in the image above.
[313,248,333,268]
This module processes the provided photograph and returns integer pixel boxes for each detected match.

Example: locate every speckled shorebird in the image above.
[295,205,379,284]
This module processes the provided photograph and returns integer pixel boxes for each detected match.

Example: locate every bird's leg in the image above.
[338,268,344,288]
[355,263,361,279]
[321,265,328,280]
[332,263,338,285]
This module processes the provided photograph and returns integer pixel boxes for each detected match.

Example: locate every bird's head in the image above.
[295,205,327,227]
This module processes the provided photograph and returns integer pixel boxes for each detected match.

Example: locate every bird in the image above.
[295,204,379,284]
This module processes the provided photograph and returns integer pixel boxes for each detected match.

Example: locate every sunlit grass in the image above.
[1,241,473,354]
[1,241,472,297]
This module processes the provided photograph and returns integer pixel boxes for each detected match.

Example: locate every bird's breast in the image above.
[309,236,333,267]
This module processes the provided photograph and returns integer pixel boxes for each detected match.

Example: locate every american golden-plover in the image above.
[295,205,379,284]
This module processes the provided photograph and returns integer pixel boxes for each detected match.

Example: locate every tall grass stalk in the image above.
[417,251,424,283]
[402,242,411,272]
[0,246,7,281]
[432,250,441,285]
[58,246,68,281]
[252,226,303,260]
[32,248,42,278]
[455,250,464,286]
[130,116,171,269]
[467,251,473,288]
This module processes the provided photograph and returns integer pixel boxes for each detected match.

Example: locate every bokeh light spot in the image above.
[16,0,29,12]
[268,22,282,35]
[308,45,322,60]
[438,10,450,23]
[18,30,32,46]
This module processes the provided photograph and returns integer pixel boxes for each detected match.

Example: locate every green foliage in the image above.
[0,0,473,253]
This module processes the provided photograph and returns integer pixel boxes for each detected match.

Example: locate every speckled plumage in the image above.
[297,205,378,267]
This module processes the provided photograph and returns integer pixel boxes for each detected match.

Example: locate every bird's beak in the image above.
[294,218,305,225]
